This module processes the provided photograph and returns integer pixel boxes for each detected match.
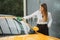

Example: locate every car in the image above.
[0,15,60,40]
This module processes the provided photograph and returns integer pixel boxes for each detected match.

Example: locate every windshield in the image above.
[0,18,35,36]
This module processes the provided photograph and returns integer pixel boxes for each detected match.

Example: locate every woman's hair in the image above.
[41,3,48,21]
[41,3,47,13]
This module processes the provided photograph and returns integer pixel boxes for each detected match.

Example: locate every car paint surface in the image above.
[0,33,60,40]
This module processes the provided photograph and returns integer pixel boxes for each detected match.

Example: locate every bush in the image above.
[0,0,23,17]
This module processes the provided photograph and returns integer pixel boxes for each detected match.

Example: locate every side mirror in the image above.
[32,26,39,32]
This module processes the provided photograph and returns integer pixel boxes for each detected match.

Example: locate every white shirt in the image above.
[23,10,52,28]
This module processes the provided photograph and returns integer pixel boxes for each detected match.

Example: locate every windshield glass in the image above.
[0,18,35,36]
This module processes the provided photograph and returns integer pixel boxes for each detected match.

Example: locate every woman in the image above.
[23,3,52,35]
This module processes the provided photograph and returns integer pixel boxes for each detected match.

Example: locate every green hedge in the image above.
[0,0,23,17]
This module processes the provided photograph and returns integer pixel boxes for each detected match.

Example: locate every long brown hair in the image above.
[41,3,48,21]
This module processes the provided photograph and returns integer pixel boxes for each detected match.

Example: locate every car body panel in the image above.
[0,33,60,40]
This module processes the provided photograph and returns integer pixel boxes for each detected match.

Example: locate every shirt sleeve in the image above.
[48,12,52,28]
[23,10,38,19]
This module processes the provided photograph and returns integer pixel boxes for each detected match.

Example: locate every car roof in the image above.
[0,15,16,18]
[0,14,14,16]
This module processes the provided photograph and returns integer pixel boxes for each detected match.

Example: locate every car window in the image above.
[20,21,35,34]
[13,18,25,35]
[0,18,35,36]
[13,18,35,34]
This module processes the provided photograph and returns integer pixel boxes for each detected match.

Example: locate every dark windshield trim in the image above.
[0,26,3,34]
[13,18,22,24]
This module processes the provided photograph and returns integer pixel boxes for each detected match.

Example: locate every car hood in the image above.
[0,33,60,40]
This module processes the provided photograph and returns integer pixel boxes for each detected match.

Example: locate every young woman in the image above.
[23,3,52,35]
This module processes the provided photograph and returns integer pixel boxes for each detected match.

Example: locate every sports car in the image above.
[0,15,60,40]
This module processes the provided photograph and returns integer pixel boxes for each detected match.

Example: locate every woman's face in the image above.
[40,6,44,13]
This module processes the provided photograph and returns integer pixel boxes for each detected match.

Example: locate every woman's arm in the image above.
[48,12,52,28]
[23,13,35,19]
[23,10,38,19]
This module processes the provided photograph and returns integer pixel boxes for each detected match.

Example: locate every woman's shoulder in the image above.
[33,10,40,14]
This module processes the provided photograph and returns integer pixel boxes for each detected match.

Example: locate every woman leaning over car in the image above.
[23,3,52,35]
